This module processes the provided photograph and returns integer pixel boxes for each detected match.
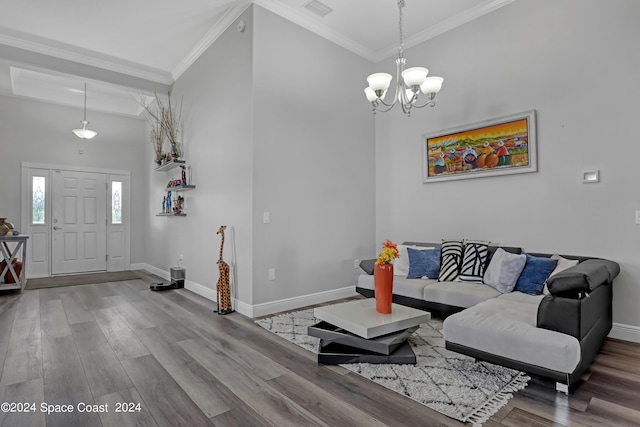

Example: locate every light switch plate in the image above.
[583,170,599,183]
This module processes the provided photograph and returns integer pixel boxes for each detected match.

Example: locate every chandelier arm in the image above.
[410,100,437,109]
[373,101,397,113]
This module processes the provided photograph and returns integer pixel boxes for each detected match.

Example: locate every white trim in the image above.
[172,0,252,80]
[21,162,130,176]
[0,28,173,85]
[249,286,358,318]
[609,322,640,343]
[374,0,516,62]
[129,262,357,319]
[253,0,375,60]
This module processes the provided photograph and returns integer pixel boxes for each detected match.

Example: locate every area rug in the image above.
[25,270,143,290]
[256,309,529,426]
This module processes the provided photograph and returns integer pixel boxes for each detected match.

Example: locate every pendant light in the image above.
[72,83,97,139]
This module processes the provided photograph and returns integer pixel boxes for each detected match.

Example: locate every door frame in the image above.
[20,162,131,278]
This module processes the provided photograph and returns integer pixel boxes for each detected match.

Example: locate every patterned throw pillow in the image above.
[458,240,490,283]
[438,239,464,282]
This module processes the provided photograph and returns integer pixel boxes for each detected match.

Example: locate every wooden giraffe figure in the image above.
[216,225,233,314]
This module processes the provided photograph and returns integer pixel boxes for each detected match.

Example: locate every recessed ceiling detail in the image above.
[10,67,153,118]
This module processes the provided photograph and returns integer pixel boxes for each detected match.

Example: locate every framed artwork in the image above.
[423,110,537,183]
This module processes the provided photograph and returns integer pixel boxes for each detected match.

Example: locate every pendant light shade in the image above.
[73,83,97,139]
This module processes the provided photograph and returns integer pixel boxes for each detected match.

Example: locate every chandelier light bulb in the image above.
[364,87,379,102]
[420,76,444,95]
[401,67,429,87]
[367,73,393,93]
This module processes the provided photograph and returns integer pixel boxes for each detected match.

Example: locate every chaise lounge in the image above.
[357,241,620,391]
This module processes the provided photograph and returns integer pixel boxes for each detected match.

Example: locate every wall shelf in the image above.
[166,185,196,192]
[156,213,187,217]
[155,160,185,172]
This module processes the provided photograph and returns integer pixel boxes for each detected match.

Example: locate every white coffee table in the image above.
[313,298,431,339]
[309,299,431,365]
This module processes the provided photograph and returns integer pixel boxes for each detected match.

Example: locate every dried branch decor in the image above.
[142,92,184,161]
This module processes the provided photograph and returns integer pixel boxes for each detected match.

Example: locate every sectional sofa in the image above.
[356,241,620,391]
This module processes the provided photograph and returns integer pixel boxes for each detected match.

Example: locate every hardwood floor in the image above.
[0,271,638,426]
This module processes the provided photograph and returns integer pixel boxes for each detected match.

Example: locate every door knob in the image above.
[53,226,63,230]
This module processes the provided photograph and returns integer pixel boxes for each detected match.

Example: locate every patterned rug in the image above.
[256,308,529,426]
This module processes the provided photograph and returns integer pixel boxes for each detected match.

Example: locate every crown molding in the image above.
[0,26,174,85]
[171,0,253,80]
[253,0,377,61]
[373,0,516,62]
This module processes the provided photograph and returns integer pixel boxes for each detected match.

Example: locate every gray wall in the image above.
[145,7,255,303]
[0,95,147,263]
[251,6,375,305]
[144,5,376,311]
[375,0,640,327]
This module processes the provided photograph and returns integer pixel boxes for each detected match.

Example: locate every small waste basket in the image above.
[170,267,185,289]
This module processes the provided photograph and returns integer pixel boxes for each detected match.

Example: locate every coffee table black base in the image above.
[317,340,416,365]
[308,321,418,355]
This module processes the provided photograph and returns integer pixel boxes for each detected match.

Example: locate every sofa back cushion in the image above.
[438,240,464,282]
[458,240,490,283]
[515,254,558,295]
[483,248,527,293]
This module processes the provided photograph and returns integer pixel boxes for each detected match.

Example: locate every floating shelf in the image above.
[165,185,196,192]
[156,213,187,217]
[155,160,186,172]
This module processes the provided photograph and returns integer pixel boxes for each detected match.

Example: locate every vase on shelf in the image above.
[374,263,394,314]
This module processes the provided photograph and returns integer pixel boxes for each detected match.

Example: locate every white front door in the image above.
[51,170,107,274]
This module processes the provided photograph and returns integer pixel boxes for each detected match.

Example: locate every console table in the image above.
[0,235,28,292]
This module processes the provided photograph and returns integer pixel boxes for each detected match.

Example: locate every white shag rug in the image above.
[256,309,529,426]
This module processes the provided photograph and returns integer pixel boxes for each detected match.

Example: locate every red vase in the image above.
[374,263,394,314]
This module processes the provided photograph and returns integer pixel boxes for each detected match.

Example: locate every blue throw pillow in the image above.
[515,254,558,295]
[407,248,441,279]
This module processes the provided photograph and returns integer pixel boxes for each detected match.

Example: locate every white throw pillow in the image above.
[542,254,580,294]
[394,245,434,276]
[483,248,526,293]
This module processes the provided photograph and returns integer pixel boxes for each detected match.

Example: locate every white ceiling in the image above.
[0,0,514,117]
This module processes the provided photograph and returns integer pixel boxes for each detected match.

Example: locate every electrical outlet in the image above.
[636,211,640,225]
[179,254,183,261]
[354,259,360,269]
[268,268,276,281]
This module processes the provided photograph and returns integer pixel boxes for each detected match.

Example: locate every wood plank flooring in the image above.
[0,271,638,426]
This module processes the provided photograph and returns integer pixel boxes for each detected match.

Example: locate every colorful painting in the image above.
[423,110,537,183]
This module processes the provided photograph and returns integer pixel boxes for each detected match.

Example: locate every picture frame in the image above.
[423,110,537,183]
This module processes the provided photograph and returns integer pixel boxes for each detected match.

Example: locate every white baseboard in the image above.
[129,264,356,318]
[248,286,358,318]
[609,322,640,343]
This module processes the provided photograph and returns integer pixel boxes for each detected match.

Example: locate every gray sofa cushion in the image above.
[443,297,581,374]
[423,281,501,308]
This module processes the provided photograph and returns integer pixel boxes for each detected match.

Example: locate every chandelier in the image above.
[72,83,97,139]
[364,0,444,116]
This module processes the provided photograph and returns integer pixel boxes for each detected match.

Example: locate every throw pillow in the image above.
[483,248,527,293]
[438,239,464,282]
[359,259,375,275]
[515,254,558,295]
[542,254,580,294]
[393,245,434,276]
[458,240,490,283]
[407,248,441,279]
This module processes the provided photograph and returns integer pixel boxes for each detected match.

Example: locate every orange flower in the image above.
[375,240,400,265]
